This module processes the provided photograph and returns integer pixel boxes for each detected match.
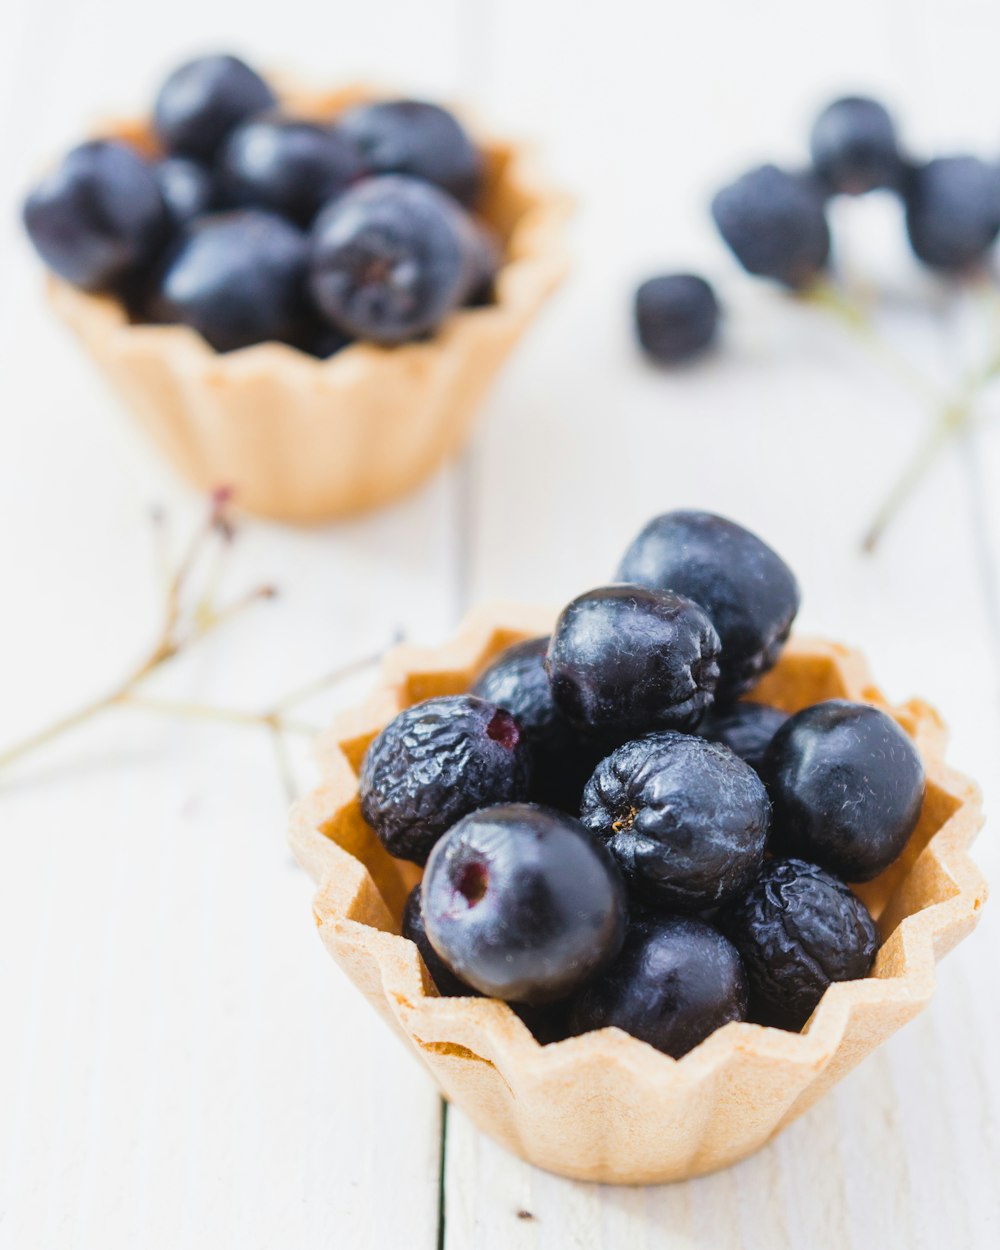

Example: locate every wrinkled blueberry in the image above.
[338,98,484,206]
[359,695,532,865]
[698,700,790,774]
[546,585,721,740]
[153,54,275,160]
[634,273,719,364]
[402,883,479,997]
[580,731,770,910]
[765,700,925,882]
[422,804,626,1004]
[711,164,830,287]
[617,510,800,700]
[153,157,218,228]
[904,156,1000,271]
[568,915,747,1057]
[23,140,168,292]
[810,96,903,195]
[721,857,879,1030]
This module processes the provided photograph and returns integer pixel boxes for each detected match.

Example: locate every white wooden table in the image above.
[2,2,999,1246]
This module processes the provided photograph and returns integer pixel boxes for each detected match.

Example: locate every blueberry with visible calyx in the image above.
[546,585,721,740]
[359,695,532,865]
[402,884,479,997]
[422,804,626,1005]
[580,731,770,911]
[153,157,218,228]
[567,915,748,1058]
[764,700,925,881]
[634,273,719,364]
[698,701,789,774]
[617,510,800,700]
[720,857,879,1030]
[904,156,1000,271]
[338,98,484,206]
[810,96,903,195]
[153,53,275,160]
[711,164,830,287]
[23,140,168,292]
[153,210,309,352]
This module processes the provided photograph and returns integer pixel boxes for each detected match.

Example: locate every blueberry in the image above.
[721,857,879,1030]
[309,175,477,344]
[810,96,903,195]
[904,156,1000,271]
[153,210,308,352]
[402,883,479,997]
[698,701,790,774]
[422,804,626,1004]
[617,510,800,700]
[153,157,218,229]
[23,140,168,292]
[463,223,502,306]
[711,164,830,287]
[359,695,532,865]
[580,731,770,910]
[546,585,721,740]
[567,915,748,1057]
[634,273,719,364]
[293,314,353,359]
[220,116,363,226]
[764,700,925,882]
[153,54,275,161]
[338,99,484,206]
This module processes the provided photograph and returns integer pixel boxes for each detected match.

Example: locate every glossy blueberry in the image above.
[338,98,484,206]
[309,175,477,344]
[698,701,790,774]
[153,54,275,160]
[23,140,168,292]
[359,695,532,865]
[617,510,800,700]
[567,915,748,1058]
[546,585,721,740]
[153,157,218,228]
[402,884,479,997]
[721,857,879,1030]
[153,210,308,352]
[810,96,903,195]
[580,731,770,910]
[711,164,830,287]
[904,156,1000,271]
[765,700,925,882]
[422,804,626,1004]
[220,116,363,226]
[634,273,719,364]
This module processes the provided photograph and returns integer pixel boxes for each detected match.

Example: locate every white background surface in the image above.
[2,1,999,1246]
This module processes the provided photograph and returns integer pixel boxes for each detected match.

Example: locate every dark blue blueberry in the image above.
[402,883,479,997]
[422,804,626,1004]
[293,314,352,359]
[153,54,275,160]
[153,157,218,228]
[567,915,748,1057]
[904,156,1000,271]
[546,585,721,740]
[338,98,484,206]
[698,700,789,774]
[220,116,363,226]
[634,273,720,364]
[810,96,903,195]
[764,700,925,882]
[617,510,800,700]
[711,164,830,287]
[463,223,501,306]
[153,210,309,352]
[22,140,168,292]
[580,731,770,910]
[309,175,477,344]
[720,857,879,1030]
[359,695,532,865]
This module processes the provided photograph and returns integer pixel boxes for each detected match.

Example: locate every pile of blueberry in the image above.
[22,54,498,355]
[360,511,926,1056]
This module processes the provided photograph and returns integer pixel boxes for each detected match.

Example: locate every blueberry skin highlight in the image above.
[153,54,276,160]
[568,915,748,1058]
[721,857,879,1030]
[23,140,169,292]
[711,164,830,287]
[634,273,719,364]
[546,585,721,740]
[904,156,1000,271]
[698,701,790,774]
[359,695,532,865]
[765,700,925,882]
[402,884,479,997]
[617,510,800,700]
[153,157,218,229]
[810,96,903,195]
[580,731,770,910]
[422,804,627,1005]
